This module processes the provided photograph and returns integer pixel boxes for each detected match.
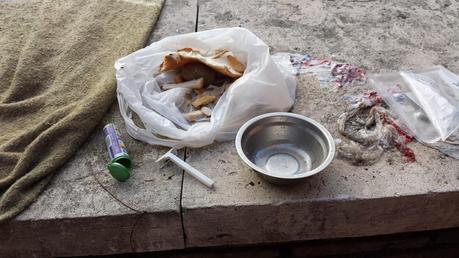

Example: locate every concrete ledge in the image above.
[95,227,459,257]
[0,104,185,257]
[0,0,198,256]
[183,192,459,247]
[1,211,181,257]
[3,0,459,257]
[182,0,459,248]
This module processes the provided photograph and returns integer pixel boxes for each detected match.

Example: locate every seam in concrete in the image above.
[129,212,147,252]
[180,0,200,249]
[179,156,187,247]
[194,0,199,33]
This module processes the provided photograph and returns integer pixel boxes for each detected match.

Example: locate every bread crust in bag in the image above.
[160,48,245,78]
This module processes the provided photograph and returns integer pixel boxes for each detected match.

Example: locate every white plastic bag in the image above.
[369,65,459,143]
[115,28,296,148]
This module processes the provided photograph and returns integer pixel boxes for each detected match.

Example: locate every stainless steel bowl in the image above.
[235,112,335,184]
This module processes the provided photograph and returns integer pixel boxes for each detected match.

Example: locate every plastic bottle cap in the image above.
[107,162,131,182]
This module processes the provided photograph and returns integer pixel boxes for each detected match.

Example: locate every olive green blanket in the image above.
[0,0,163,222]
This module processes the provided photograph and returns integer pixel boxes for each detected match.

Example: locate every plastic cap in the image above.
[107,162,131,182]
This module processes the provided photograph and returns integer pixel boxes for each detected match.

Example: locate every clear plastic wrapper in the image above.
[369,65,459,144]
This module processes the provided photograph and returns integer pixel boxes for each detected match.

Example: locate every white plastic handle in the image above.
[157,149,215,188]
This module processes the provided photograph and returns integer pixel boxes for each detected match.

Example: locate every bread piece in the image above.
[191,95,217,108]
[160,48,245,78]
[162,78,204,90]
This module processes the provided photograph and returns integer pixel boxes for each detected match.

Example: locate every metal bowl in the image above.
[235,112,335,184]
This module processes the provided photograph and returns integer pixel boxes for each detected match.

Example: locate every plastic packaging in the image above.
[428,130,459,159]
[369,66,459,144]
[115,28,296,148]
[271,52,366,87]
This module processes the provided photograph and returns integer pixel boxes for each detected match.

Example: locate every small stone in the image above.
[396,11,409,19]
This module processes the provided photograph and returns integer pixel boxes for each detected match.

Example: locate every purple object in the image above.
[103,123,128,160]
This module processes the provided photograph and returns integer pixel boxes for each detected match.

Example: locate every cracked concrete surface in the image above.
[1,0,459,256]
[0,0,197,256]
[181,0,459,248]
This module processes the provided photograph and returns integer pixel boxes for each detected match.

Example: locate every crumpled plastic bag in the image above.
[369,65,459,144]
[115,28,296,148]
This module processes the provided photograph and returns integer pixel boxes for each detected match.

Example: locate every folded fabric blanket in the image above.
[0,0,163,222]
